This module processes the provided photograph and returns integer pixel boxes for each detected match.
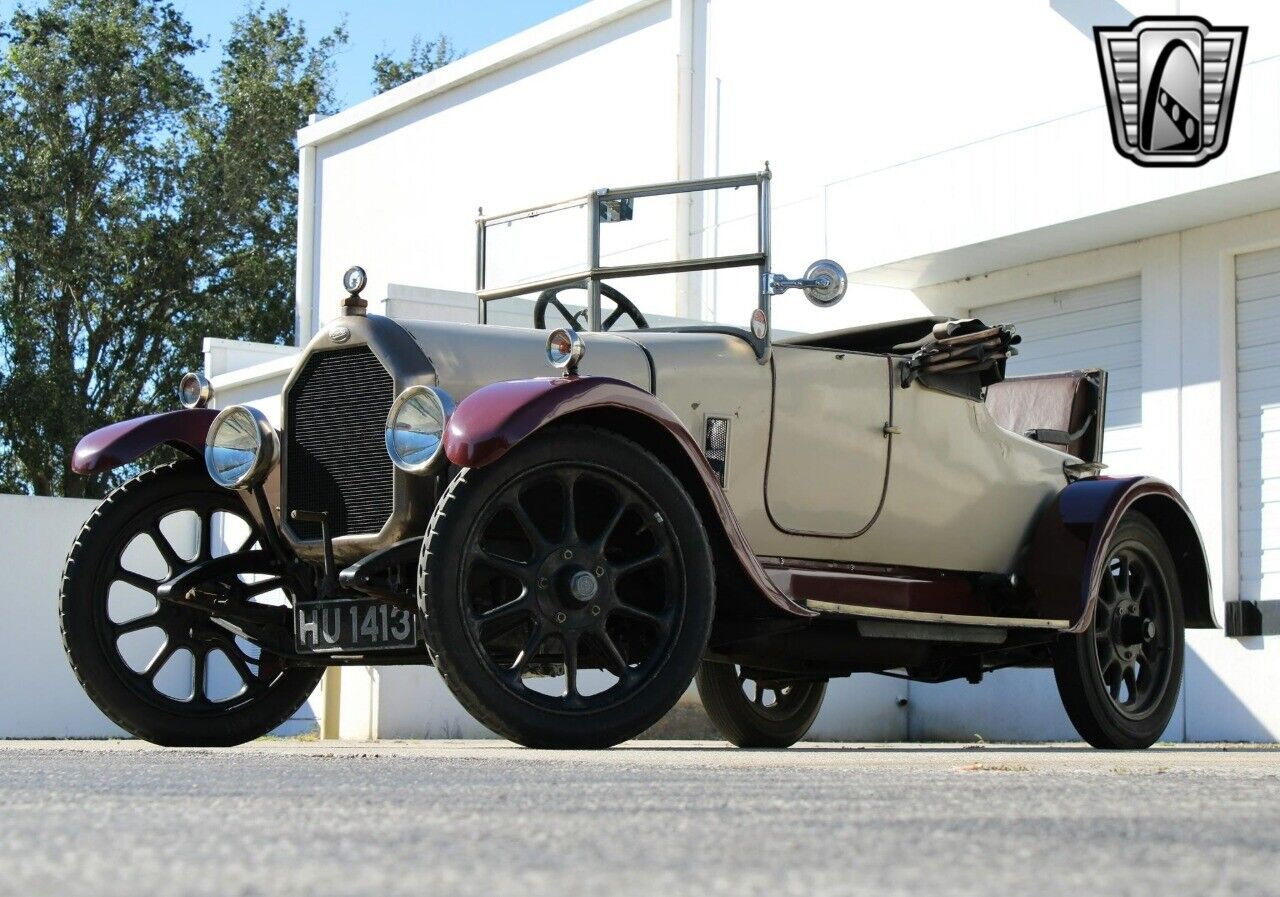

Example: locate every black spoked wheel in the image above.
[421,426,714,748]
[1053,512,1184,749]
[60,462,323,746]
[696,661,826,748]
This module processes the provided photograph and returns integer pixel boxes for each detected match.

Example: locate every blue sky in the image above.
[176,0,590,110]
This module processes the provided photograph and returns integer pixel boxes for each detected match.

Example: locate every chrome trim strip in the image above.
[805,599,1070,630]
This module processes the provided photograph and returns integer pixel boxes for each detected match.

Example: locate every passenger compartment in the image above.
[985,369,1108,464]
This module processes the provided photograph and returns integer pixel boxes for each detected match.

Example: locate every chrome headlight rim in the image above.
[385,385,455,475]
[178,371,213,409]
[204,404,279,491]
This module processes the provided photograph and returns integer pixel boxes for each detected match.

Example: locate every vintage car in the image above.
[61,170,1212,750]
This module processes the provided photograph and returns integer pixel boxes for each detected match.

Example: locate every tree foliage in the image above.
[0,0,346,498]
[195,7,347,345]
[372,33,458,93]
[0,0,206,498]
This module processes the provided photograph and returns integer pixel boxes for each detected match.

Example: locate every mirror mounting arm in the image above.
[769,272,830,295]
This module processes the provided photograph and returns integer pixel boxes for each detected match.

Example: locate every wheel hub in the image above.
[534,544,613,630]
[568,570,599,603]
[1119,614,1156,646]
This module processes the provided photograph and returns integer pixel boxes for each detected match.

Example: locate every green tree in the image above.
[0,0,208,498]
[195,5,346,345]
[372,33,458,93]
[0,0,345,498]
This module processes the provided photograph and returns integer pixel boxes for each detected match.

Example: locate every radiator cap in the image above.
[342,265,368,316]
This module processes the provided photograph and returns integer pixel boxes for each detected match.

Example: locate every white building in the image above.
[14,0,1280,741]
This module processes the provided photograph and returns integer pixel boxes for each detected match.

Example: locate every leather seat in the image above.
[985,369,1107,463]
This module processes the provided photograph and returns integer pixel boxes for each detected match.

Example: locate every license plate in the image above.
[294,599,418,654]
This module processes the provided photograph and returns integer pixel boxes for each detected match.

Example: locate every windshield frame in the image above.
[475,169,773,360]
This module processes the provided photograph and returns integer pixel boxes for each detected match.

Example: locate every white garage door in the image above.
[1236,247,1280,604]
[972,276,1143,475]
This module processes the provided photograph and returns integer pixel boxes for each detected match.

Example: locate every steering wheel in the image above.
[533,282,649,332]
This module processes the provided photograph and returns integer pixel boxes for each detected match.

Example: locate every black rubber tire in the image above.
[60,462,323,746]
[1052,511,1184,750]
[696,661,826,748]
[420,426,714,749]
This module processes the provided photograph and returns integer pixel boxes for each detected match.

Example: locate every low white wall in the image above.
[808,676,909,741]
[335,667,494,740]
[0,494,125,737]
[203,337,295,378]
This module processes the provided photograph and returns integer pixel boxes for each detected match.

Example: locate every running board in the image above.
[756,556,1069,631]
[806,600,1069,630]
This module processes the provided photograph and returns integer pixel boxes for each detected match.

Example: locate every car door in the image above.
[765,346,893,537]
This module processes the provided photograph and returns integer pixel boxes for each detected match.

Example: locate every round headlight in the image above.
[205,405,278,490]
[385,386,455,474]
[178,372,212,409]
[546,328,585,372]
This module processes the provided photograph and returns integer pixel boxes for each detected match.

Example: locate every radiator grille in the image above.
[285,347,394,540]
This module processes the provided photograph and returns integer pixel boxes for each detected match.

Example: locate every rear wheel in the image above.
[60,462,323,746]
[1052,512,1184,749]
[420,426,714,749]
[696,661,826,748]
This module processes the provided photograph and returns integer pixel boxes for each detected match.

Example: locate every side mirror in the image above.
[800,259,847,307]
[769,259,848,308]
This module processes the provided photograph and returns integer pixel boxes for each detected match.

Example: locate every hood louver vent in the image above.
[704,416,729,486]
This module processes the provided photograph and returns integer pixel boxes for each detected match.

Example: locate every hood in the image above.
[392,318,653,400]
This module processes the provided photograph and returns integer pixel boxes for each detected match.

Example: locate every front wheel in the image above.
[60,462,323,746]
[696,661,826,748]
[1052,512,1184,749]
[420,426,715,749]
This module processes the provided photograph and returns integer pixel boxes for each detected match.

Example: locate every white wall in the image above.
[336,666,494,740]
[0,494,125,737]
[301,1,1280,333]
[305,1,675,333]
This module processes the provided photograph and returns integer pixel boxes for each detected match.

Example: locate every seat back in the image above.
[985,369,1107,463]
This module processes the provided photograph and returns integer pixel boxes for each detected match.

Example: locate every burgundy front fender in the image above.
[443,375,814,619]
[71,408,218,476]
[1022,476,1214,633]
[445,376,661,468]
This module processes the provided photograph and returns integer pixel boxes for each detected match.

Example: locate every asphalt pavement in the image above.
[1,739,1278,897]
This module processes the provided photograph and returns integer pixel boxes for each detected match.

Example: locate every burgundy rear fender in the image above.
[443,375,814,619]
[71,408,218,476]
[1022,475,1214,633]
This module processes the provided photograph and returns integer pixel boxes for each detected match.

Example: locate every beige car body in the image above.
[314,316,1069,577]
